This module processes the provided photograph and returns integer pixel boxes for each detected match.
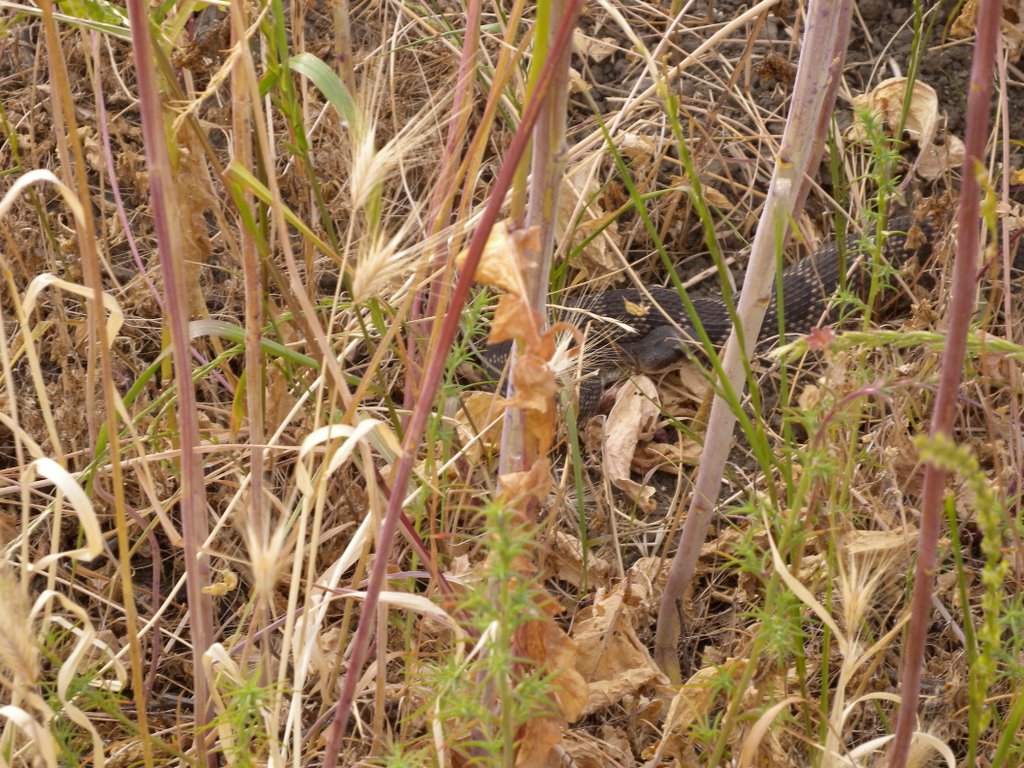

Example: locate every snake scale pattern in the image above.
[485,215,935,416]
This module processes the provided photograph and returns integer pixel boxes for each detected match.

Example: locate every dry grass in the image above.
[1,0,1023,766]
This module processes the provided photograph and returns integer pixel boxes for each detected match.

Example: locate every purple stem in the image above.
[888,0,1002,764]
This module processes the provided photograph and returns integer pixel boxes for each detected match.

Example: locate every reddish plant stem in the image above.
[125,2,216,764]
[888,1,1002,765]
[319,4,582,763]
[405,0,482,411]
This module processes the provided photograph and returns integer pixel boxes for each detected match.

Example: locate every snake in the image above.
[483,215,935,417]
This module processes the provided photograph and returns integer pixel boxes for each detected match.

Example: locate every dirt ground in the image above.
[1,0,1023,764]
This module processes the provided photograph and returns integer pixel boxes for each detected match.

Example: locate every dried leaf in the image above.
[201,568,238,597]
[656,364,711,420]
[514,718,564,767]
[508,353,558,451]
[623,299,652,319]
[561,729,636,768]
[849,77,938,148]
[568,66,590,95]
[918,134,965,180]
[572,29,619,63]
[548,636,589,723]
[673,364,712,402]
[443,554,477,585]
[953,0,1024,61]
[499,456,554,507]
[797,383,821,411]
[618,131,657,161]
[951,0,979,36]
[514,613,589,766]
[265,363,299,430]
[546,531,613,588]
[455,391,506,461]
[736,696,802,768]
[668,177,732,209]
[523,403,557,457]
[490,294,574,454]
[572,576,671,717]
[456,220,537,295]
[631,437,702,474]
[559,163,622,287]
[602,376,661,512]
[649,658,747,759]
[489,293,543,346]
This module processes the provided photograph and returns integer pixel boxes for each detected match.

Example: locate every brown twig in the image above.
[654,0,855,682]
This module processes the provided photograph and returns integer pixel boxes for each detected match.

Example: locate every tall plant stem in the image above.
[888,0,1002,764]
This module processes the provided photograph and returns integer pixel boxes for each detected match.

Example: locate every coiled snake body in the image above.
[486,215,935,416]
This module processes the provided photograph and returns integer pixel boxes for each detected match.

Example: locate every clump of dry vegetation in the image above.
[1,0,1023,766]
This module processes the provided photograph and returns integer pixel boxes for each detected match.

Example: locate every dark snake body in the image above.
[485,215,935,415]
